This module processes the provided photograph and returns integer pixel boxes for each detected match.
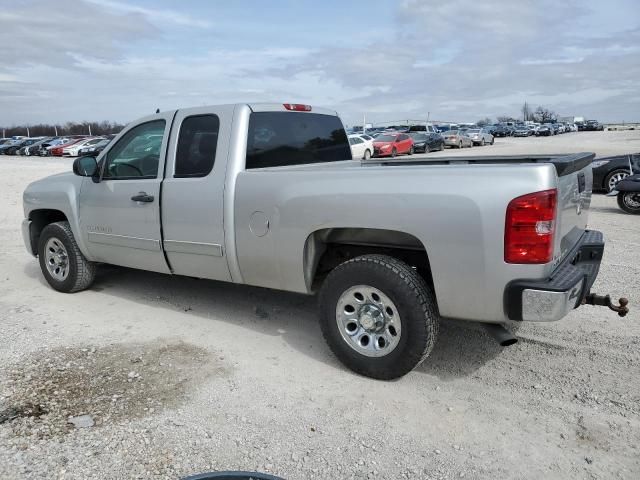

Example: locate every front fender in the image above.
[23,173,92,260]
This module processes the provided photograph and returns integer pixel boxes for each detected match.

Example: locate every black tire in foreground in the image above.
[319,254,439,380]
[617,193,640,215]
[38,221,96,293]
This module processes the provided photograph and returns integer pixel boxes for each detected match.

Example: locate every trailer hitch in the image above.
[582,294,629,317]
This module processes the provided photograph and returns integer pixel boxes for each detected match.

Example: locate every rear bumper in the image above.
[505,230,604,321]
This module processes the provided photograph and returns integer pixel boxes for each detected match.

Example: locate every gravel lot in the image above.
[1,130,639,479]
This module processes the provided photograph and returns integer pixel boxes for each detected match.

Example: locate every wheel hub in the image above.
[358,304,384,332]
[335,285,402,358]
[44,237,69,281]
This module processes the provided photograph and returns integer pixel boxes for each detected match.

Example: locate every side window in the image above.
[349,137,356,146]
[175,115,220,178]
[353,137,363,144]
[103,120,166,180]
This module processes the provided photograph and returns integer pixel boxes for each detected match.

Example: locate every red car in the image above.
[372,133,414,157]
[50,138,84,156]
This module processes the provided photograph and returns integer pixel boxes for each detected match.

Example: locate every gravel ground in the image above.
[1,131,639,479]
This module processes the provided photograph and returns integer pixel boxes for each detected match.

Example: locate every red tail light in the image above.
[505,189,557,264]
[283,103,312,112]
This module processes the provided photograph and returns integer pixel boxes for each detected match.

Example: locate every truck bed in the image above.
[363,152,594,177]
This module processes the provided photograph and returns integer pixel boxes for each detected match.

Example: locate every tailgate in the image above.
[552,153,594,265]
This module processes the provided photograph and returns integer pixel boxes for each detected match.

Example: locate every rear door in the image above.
[161,105,234,281]
[78,113,174,273]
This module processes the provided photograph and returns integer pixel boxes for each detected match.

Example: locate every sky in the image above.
[0,0,639,127]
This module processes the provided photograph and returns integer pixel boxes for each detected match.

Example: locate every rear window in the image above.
[245,112,351,169]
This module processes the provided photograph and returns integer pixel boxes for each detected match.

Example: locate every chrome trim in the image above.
[87,232,161,251]
[521,279,584,322]
[164,240,223,257]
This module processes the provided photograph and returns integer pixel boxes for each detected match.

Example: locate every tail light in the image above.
[505,189,557,264]
[283,103,312,112]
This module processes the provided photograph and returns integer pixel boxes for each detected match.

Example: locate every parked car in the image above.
[19,137,54,156]
[50,139,85,157]
[372,133,414,157]
[0,139,25,154]
[466,128,494,145]
[513,126,530,137]
[491,125,511,137]
[21,102,620,380]
[63,137,105,157]
[38,138,70,156]
[585,120,604,131]
[591,153,640,192]
[1,138,43,155]
[77,138,111,157]
[348,134,373,159]
[549,124,560,135]
[408,132,444,152]
[443,130,473,148]
[536,125,552,136]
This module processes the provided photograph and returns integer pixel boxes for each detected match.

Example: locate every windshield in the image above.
[374,134,397,142]
[467,129,480,134]
[408,133,428,141]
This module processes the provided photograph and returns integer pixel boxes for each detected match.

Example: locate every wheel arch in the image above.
[27,209,68,255]
[303,227,435,293]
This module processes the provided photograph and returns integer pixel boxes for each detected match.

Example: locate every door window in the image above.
[102,120,166,180]
[175,115,220,178]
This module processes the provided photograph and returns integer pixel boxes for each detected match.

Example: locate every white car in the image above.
[62,138,104,157]
[348,134,374,159]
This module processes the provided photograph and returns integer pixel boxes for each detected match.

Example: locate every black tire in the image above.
[481,139,485,146]
[458,141,463,149]
[439,142,444,151]
[617,193,640,214]
[424,144,430,153]
[319,254,439,380]
[408,146,414,155]
[391,148,397,157]
[363,149,371,160]
[38,221,96,293]
[491,138,494,145]
[604,169,631,193]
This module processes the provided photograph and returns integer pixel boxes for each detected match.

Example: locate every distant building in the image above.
[558,116,585,124]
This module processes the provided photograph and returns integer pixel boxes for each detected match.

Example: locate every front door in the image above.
[78,114,174,273]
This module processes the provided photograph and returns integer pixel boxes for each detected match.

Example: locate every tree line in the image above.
[476,103,559,126]
[1,121,125,138]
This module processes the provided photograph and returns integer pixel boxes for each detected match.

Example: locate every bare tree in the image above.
[1,121,124,138]
[533,106,557,123]
[497,115,517,123]
[476,117,492,127]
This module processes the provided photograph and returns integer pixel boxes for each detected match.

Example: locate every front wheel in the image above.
[391,148,397,157]
[458,141,463,149]
[38,221,96,293]
[363,149,371,160]
[618,192,640,214]
[408,146,414,155]
[481,139,485,146]
[319,254,439,380]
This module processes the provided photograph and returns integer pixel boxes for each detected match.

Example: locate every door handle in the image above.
[131,192,154,203]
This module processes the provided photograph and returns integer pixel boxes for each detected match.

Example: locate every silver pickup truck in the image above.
[22,103,627,379]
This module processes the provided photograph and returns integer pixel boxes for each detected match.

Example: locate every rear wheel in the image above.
[408,146,414,155]
[481,139,485,146]
[490,137,494,145]
[439,142,444,151]
[617,192,640,214]
[319,254,439,380]
[605,169,631,193]
[458,141,463,149]
[38,221,96,293]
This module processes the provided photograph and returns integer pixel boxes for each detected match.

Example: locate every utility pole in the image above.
[26,126,30,137]
[363,113,366,134]
[88,124,92,136]
[54,125,58,136]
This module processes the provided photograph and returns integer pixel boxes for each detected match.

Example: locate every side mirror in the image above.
[73,156,98,178]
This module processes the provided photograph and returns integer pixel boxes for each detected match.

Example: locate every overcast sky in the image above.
[1,0,639,127]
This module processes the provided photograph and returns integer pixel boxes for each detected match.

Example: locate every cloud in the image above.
[0,0,157,68]
[86,0,212,28]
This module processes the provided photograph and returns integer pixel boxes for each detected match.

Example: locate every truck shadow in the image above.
[23,262,505,380]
